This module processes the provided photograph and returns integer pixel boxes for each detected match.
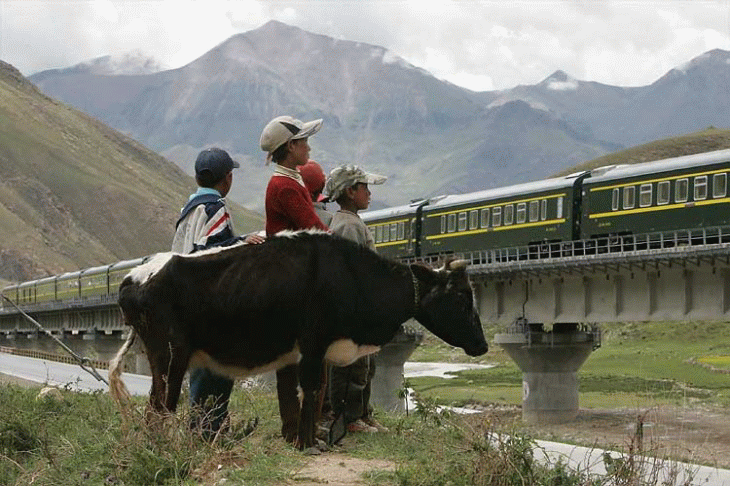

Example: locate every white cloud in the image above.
[1,0,729,90]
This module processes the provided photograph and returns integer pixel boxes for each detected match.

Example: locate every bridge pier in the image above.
[494,321,600,424]
[371,323,423,413]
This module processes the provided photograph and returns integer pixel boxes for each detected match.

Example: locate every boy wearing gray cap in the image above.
[324,164,388,434]
[172,147,264,439]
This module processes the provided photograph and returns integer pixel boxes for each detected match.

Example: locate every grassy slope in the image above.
[0,62,263,279]
[553,127,730,176]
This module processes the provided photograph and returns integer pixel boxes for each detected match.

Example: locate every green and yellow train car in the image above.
[582,149,730,241]
[362,201,425,260]
[419,174,587,257]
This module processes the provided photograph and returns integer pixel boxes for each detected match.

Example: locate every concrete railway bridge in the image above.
[1,226,729,421]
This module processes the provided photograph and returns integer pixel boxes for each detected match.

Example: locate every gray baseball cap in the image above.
[325,165,387,201]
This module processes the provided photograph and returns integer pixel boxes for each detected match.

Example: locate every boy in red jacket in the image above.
[260,116,329,235]
[259,116,329,444]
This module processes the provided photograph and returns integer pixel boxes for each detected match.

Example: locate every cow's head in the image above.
[410,260,488,357]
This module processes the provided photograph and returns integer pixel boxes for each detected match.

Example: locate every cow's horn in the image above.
[448,259,468,270]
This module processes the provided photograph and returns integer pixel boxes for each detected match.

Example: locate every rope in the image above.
[1,295,109,386]
[408,265,420,316]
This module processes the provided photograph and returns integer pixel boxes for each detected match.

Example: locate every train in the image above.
[362,148,730,260]
[1,256,150,312]
[3,148,730,311]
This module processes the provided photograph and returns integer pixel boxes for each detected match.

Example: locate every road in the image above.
[2,352,729,485]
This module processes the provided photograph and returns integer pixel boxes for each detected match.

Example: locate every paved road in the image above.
[2,352,729,485]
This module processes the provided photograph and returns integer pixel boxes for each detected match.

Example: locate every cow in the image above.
[108,230,488,449]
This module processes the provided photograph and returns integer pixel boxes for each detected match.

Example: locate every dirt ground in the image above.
[291,404,730,485]
[489,404,730,470]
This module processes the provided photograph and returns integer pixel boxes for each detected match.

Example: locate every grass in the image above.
[1,381,687,486]
[408,320,730,410]
[1,319,725,484]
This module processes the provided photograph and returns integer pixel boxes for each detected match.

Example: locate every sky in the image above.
[1,0,729,91]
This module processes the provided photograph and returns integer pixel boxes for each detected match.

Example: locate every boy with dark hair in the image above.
[172,147,264,438]
[260,116,330,444]
[324,164,389,434]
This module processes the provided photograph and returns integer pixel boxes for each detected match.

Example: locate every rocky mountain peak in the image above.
[538,70,579,91]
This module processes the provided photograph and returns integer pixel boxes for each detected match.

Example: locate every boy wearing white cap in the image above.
[260,116,329,443]
[324,164,388,433]
[259,116,329,235]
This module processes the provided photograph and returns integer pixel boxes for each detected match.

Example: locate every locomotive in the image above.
[3,148,730,311]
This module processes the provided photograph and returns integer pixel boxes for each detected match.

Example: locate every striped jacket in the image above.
[171,192,238,254]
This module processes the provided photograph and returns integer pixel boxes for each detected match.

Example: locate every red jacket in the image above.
[265,175,329,235]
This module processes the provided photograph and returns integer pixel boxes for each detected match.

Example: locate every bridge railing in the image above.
[405,225,730,275]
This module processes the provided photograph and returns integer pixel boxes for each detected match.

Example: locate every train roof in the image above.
[361,199,429,222]
[585,148,730,185]
[423,174,582,211]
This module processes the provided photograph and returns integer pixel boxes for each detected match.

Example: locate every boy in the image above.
[172,147,264,438]
[324,164,388,433]
[298,159,333,227]
[260,116,329,443]
[260,115,329,235]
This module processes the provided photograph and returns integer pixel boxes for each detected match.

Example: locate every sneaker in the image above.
[347,419,378,433]
[363,417,389,433]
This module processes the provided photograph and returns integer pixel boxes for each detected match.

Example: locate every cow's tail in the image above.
[108,327,135,409]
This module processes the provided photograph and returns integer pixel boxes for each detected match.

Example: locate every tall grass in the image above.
[0,379,700,485]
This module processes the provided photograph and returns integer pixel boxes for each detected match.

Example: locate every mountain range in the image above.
[0,61,262,282]
[29,21,730,210]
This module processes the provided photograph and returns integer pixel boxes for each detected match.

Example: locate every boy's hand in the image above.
[243,233,266,245]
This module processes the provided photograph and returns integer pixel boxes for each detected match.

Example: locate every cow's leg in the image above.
[144,344,189,424]
[276,364,300,443]
[297,354,324,449]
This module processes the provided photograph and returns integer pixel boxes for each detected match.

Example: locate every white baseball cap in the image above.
[260,115,323,161]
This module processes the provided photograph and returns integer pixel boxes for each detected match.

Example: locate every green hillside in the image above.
[554,127,730,176]
[0,61,263,282]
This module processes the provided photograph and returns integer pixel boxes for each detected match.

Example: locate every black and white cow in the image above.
[109,231,488,448]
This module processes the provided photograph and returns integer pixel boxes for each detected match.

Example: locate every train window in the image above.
[390,223,398,241]
[694,176,708,201]
[516,202,527,224]
[529,200,539,222]
[675,178,688,202]
[398,222,405,240]
[447,213,456,233]
[639,184,652,207]
[557,196,564,218]
[440,215,446,234]
[492,207,502,227]
[458,212,468,231]
[657,181,670,205]
[713,173,727,198]
[480,208,490,228]
[611,188,619,211]
[376,225,383,242]
[382,224,389,242]
[369,226,376,242]
[503,205,514,225]
[540,199,547,221]
[469,210,479,229]
[622,186,635,209]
